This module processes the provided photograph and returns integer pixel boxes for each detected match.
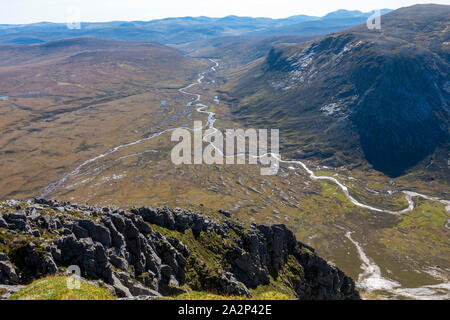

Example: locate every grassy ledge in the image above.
[163,291,295,301]
[8,276,116,301]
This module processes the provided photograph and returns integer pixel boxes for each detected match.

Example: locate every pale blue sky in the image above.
[1,0,449,24]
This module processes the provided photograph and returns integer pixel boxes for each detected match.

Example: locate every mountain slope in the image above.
[178,35,318,67]
[224,4,449,178]
[250,9,392,38]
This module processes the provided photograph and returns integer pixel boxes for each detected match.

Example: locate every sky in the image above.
[0,0,449,24]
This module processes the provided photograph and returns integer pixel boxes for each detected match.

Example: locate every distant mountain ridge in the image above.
[0,9,391,45]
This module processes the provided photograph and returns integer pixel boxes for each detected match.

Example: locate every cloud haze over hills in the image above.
[1,0,448,23]
[0,9,392,45]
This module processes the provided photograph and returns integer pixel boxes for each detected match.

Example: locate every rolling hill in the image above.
[0,37,208,199]
[0,9,390,45]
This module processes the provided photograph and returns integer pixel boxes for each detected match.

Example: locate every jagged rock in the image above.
[167,237,190,257]
[73,224,89,239]
[293,245,359,300]
[111,273,132,298]
[124,217,140,239]
[13,243,58,281]
[219,271,251,297]
[155,241,186,282]
[60,228,73,236]
[0,199,360,300]
[218,210,231,218]
[77,220,111,248]
[110,254,128,272]
[109,214,126,233]
[52,235,112,282]
[45,245,62,262]
[3,212,26,221]
[34,199,53,206]
[0,216,8,229]
[257,224,296,274]
[5,200,21,208]
[131,215,153,235]
[33,214,60,232]
[115,271,160,297]
[3,212,31,233]
[101,217,126,250]
[31,229,41,237]
[26,208,39,219]
[0,261,20,284]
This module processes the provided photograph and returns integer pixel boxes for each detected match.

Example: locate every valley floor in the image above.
[0,57,448,300]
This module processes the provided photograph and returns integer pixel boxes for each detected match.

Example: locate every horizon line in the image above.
[0,8,392,26]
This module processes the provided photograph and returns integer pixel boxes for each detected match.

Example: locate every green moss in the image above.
[248,253,305,300]
[380,199,450,259]
[250,279,296,299]
[150,224,231,291]
[398,199,448,229]
[282,255,304,282]
[138,272,151,281]
[185,256,222,291]
[368,181,384,190]
[151,225,230,270]
[318,181,352,207]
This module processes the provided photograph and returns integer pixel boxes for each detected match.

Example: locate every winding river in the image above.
[41,58,449,299]
[43,59,450,216]
[180,60,450,216]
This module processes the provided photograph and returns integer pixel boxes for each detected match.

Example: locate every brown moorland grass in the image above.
[8,276,116,300]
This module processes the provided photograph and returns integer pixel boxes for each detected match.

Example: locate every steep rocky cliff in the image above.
[0,199,360,300]
[227,4,449,178]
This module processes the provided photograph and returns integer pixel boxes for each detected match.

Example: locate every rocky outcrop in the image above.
[229,5,450,178]
[0,199,360,300]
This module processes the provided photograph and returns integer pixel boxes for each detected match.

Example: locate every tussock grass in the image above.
[165,291,295,301]
[8,276,116,301]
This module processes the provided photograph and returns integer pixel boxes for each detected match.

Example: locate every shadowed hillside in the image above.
[224,4,449,178]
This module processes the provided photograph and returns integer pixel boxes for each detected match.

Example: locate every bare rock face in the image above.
[0,199,360,300]
[229,5,450,178]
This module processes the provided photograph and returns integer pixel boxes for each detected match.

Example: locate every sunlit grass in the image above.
[8,276,116,301]
[163,291,295,300]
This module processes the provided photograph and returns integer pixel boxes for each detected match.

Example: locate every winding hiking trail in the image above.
[43,59,450,216]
